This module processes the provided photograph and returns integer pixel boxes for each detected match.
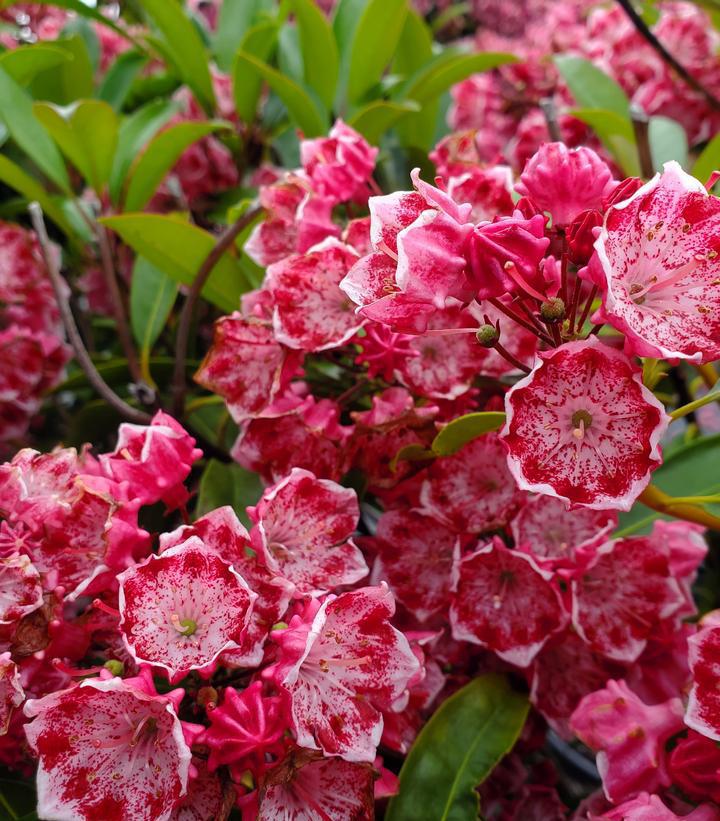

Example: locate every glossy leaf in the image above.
[108,99,180,204]
[130,257,179,385]
[101,213,251,312]
[29,34,94,105]
[386,675,529,821]
[571,108,640,176]
[692,131,720,185]
[234,50,327,136]
[292,0,340,109]
[232,21,279,123]
[0,156,74,238]
[346,0,408,104]
[34,101,119,195]
[141,0,216,114]
[0,67,70,194]
[213,0,274,72]
[554,55,631,118]
[347,100,420,143]
[98,50,148,110]
[196,459,263,527]
[123,120,230,212]
[432,411,507,456]
[617,433,720,536]
[0,45,72,85]
[648,115,688,171]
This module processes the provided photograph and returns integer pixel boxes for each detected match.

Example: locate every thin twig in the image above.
[616,0,720,112]
[487,297,554,346]
[630,106,654,178]
[171,207,263,417]
[493,340,531,374]
[539,97,562,142]
[95,223,143,384]
[29,202,152,424]
[577,285,598,333]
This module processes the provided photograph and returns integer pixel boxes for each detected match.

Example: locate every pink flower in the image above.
[160,506,294,668]
[354,323,419,382]
[570,679,684,803]
[0,653,23,735]
[249,467,367,595]
[512,494,617,568]
[668,729,720,805]
[445,165,514,223]
[195,315,303,422]
[99,411,202,510]
[591,161,720,363]
[203,681,287,778]
[686,614,720,742]
[118,539,257,678]
[420,434,525,534]
[515,142,616,226]
[257,749,375,820]
[266,585,419,762]
[592,793,720,821]
[450,539,567,667]
[369,509,457,623]
[265,238,364,351]
[24,676,192,821]
[0,553,43,624]
[570,536,686,662]
[300,120,378,203]
[500,338,669,511]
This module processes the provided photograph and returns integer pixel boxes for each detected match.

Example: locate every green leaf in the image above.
[347,100,420,144]
[346,0,408,104]
[29,34,94,105]
[692,132,720,185]
[648,115,688,171]
[123,120,229,212]
[109,99,180,204]
[292,0,339,109]
[232,21,279,123]
[130,256,178,385]
[101,213,251,312]
[0,66,70,193]
[386,675,529,821]
[0,778,36,820]
[431,411,507,456]
[617,433,720,536]
[98,50,148,110]
[141,0,216,114]
[571,108,640,176]
[554,55,631,118]
[34,100,118,194]
[234,50,327,136]
[213,0,273,72]
[196,459,263,527]
[0,44,72,85]
[0,155,74,238]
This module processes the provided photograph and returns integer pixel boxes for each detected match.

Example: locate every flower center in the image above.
[170,613,197,636]
[571,409,593,440]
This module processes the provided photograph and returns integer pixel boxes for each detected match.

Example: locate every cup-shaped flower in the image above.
[118,538,257,678]
[500,338,669,510]
[686,615,720,741]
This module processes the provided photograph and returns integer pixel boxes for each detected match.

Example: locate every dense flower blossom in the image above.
[590,161,720,363]
[501,338,669,510]
[686,613,720,742]
[266,585,419,762]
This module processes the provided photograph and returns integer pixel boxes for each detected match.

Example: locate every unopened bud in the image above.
[104,659,124,677]
[602,177,643,211]
[567,209,603,265]
[476,324,499,348]
[540,298,565,323]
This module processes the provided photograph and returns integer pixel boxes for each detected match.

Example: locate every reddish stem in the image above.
[487,297,553,346]
[577,285,598,333]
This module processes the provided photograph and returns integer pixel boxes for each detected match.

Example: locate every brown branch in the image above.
[616,0,720,112]
[630,105,654,178]
[171,207,263,417]
[29,202,152,425]
[539,97,562,142]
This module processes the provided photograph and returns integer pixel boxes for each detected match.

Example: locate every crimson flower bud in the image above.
[567,209,603,265]
[602,176,644,211]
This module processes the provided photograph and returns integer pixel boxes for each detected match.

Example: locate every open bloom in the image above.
[500,338,669,510]
[266,585,419,762]
[591,160,720,363]
[24,676,192,821]
[118,538,257,677]
[686,613,720,741]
